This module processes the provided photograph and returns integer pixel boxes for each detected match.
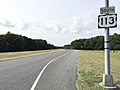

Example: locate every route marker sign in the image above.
[100,6,115,14]
[98,14,117,28]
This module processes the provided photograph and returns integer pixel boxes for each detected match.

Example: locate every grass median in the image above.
[76,50,120,90]
[0,49,63,62]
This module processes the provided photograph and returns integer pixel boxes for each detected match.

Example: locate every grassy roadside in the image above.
[0,49,63,62]
[76,50,120,90]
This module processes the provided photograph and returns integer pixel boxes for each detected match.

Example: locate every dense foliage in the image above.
[0,32,57,52]
[64,33,120,50]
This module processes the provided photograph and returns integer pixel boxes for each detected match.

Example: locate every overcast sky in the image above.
[0,0,120,46]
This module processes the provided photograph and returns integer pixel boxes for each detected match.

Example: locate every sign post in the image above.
[103,0,113,86]
[98,0,117,88]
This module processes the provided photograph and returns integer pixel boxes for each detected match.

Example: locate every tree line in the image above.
[0,32,57,52]
[64,33,120,50]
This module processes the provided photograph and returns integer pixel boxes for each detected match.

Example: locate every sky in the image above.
[0,0,120,46]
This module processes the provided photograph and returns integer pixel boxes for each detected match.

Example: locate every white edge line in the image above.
[30,51,71,90]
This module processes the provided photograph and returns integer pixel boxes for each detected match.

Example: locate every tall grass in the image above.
[76,50,120,90]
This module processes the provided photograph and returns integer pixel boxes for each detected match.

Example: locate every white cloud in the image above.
[0,14,42,33]
[0,12,119,38]
[65,14,98,36]
[45,20,63,33]
[0,12,98,35]
[20,19,41,31]
[0,19,15,28]
[42,13,98,36]
[70,17,83,33]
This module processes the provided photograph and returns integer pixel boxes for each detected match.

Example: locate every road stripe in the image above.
[30,51,71,90]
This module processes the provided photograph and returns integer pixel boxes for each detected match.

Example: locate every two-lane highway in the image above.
[0,50,78,90]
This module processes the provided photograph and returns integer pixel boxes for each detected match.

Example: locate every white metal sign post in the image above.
[98,0,117,88]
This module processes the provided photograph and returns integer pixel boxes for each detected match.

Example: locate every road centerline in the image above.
[30,51,71,90]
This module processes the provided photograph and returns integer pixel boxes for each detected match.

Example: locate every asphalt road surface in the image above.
[0,50,78,90]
